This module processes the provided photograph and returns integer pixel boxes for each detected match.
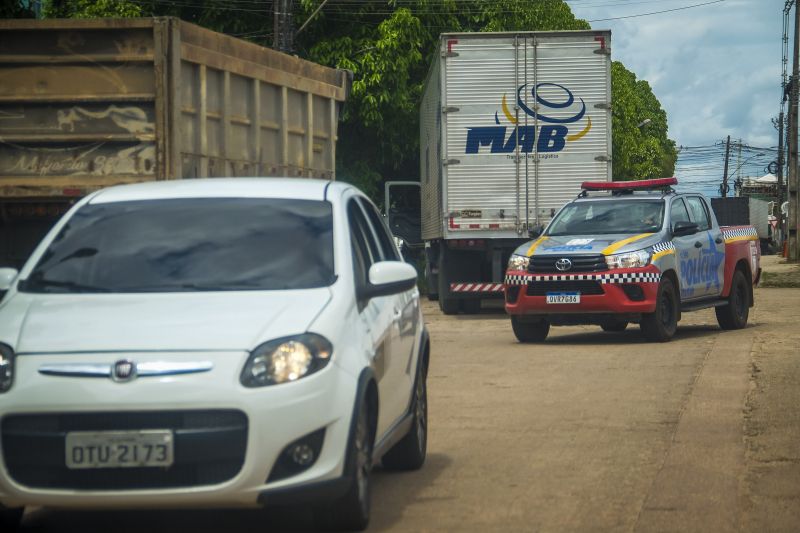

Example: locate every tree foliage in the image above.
[31,0,677,197]
[611,61,677,180]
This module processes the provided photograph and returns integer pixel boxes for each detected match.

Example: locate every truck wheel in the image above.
[715,270,750,330]
[460,299,481,314]
[601,320,628,332]
[640,278,678,342]
[438,248,459,315]
[511,316,550,342]
[425,257,438,301]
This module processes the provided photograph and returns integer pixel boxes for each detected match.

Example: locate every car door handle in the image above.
[694,241,703,248]
[715,236,723,244]
[393,308,402,320]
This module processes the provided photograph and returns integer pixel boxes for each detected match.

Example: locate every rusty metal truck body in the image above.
[0,17,350,267]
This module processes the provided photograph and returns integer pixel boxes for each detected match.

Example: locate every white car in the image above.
[0,178,429,531]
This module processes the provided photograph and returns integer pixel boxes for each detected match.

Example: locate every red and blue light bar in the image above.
[581,177,678,191]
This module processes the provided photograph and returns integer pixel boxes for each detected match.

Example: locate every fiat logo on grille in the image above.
[111,359,137,382]
[555,258,573,272]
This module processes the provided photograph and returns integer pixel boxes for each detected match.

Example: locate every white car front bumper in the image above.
[0,351,358,509]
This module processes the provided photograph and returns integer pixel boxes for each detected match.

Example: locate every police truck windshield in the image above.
[547,199,665,236]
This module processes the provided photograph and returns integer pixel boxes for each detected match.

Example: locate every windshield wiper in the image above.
[20,278,111,293]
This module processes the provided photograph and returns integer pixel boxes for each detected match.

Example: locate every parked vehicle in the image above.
[0,178,428,532]
[0,17,350,268]
[504,178,761,342]
[395,30,612,314]
[711,196,774,253]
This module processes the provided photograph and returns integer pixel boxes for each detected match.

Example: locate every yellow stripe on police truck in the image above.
[526,236,549,257]
[601,233,654,256]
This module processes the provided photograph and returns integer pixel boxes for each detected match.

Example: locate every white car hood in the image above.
[7,289,332,354]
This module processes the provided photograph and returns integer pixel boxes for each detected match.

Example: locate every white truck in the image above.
[403,30,613,314]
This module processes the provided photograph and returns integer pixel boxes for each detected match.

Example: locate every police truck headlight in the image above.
[508,254,530,271]
[241,334,332,387]
[0,344,15,393]
[605,250,651,270]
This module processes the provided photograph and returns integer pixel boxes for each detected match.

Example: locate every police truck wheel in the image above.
[640,278,678,342]
[715,270,750,330]
[511,316,550,343]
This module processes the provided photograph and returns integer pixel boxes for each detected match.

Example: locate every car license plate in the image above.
[546,292,580,304]
[65,430,174,469]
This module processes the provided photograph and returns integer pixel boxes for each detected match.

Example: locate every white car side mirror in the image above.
[0,268,19,292]
[359,261,417,301]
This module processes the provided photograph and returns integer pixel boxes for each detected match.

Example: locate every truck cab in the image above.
[504,178,761,342]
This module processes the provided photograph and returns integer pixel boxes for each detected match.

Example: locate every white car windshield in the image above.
[20,198,336,293]
[547,199,665,236]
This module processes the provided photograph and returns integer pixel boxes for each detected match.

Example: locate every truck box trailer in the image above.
[416,31,612,314]
[710,196,773,252]
[0,17,350,267]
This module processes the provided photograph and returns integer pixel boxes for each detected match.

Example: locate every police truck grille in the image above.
[1,410,247,490]
[529,254,607,273]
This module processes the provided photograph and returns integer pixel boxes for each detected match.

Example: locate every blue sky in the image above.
[566,0,786,196]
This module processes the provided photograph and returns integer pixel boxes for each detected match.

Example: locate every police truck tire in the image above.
[715,270,750,330]
[511,316,550,343]
[640,278,678,342]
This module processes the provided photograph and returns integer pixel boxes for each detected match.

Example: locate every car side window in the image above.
[685,196,711,230]
[357,197,401,262]
[670,198,691,227]
[347,200,379,290]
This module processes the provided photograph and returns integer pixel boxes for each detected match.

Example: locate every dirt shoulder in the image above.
[759,255,800,288]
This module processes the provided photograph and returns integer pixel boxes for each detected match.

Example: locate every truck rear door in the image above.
[442,31,611,236]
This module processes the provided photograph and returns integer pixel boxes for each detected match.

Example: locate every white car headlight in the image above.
[605,249,651,270]
[508,254,530,271]
[241,334,332,387]
[0,344,15,393]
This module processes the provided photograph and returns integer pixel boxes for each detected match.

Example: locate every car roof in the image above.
[88,178,355,204]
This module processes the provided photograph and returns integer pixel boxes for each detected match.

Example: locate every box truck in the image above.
[392,31,612,313]
[0,17,350,267]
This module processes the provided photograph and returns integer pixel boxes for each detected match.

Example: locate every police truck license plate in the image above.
[546,292,580,304]
[65,430,174,469]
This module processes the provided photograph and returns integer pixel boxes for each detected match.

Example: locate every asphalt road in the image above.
[17,286,800,532]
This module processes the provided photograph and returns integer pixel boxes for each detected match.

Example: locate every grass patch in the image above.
[760,269,800,288]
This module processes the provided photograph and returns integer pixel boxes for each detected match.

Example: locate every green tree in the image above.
[611,61,677,180]
[43,0,141,18]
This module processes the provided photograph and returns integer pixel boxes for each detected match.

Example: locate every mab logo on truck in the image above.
[465,83,592,154]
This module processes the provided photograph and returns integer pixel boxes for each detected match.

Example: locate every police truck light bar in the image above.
[581,177,678,191]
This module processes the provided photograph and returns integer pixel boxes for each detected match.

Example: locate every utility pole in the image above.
[721,135,731,198]
[789,1,799,260]
[778,111,785,244]
[273,0,295,54]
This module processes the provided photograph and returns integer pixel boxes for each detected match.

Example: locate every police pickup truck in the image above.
[504,178,761,342]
